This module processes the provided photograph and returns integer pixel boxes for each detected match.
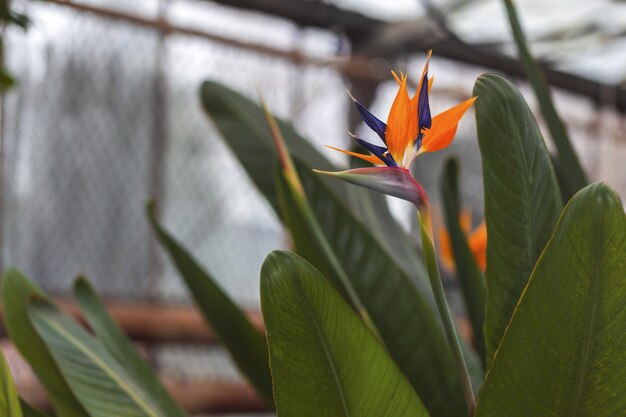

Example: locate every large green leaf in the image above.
[440,158,486,362]
[475,182,626,416]
[261,250,430,417]
[199,81,429,293]
[276,159,479,417]
[0,350,22,417]
[474,74,563,365]
[29,299,167,417]
[1,270,87,417]
[502,0,588,200]
[146,203,273,405]
[73,278,187,417]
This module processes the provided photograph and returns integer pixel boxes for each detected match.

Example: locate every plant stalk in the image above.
[417,204,476,416]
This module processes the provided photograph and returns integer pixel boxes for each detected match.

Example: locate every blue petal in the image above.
[417,73,432,133]
[354,137,397,167]
[353,100,387,143]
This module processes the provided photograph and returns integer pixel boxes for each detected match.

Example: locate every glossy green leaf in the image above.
[277,159,479,417]
[440,158,486,361]
[502,0,588,200]
[1,270,87,417]
[475,182,626,416]
[146,203,273,406]
[199,81,429,293]
[474,74,563,365]
[0,350,22,417]
[29,299,167,417]
[73,278,187,417]
[261,250,431,417]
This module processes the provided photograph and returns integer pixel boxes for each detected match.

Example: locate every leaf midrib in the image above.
[34,313,160,417]
[293,277,351,417]
[493,105,540,263]
[567,212,604,417]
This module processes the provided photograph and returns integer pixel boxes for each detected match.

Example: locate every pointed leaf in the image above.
[261,250,430,417]
[475,183,626,416]
[73,278,187,417]
[0,350,22,417]
[29,299,166,417]
[1,270,87,417]
[502,0,588,200]
[146,203,273,406]
[277,159,481,417]
[440,158,486,362]
[474,74,563,364]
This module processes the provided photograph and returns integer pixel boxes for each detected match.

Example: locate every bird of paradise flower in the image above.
[316,51,476,224]
[315,51,479,415]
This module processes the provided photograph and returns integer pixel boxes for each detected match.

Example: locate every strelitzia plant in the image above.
[194,67,625,417]
[2,13,625,417]
[317,52,479,414]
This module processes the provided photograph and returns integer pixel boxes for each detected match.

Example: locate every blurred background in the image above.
[0,0,625,415]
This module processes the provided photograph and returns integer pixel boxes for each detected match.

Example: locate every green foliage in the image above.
[474,74,563,365]
[476,183,626,416]
[29,299,166,417]
[502,0,588,200]
[277,159,478,417]
[0,2,30,29]
[261,250,430,417]
[0,350,22,417]
[73,278,188,417]
[146,203,274,406]
[275,164,362,312]
[0,67,16,92]
[440,158,486,361]
[0,63,622,417]
[1,270,88,417]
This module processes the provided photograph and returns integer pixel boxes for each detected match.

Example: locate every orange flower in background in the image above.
[438,209,487,272]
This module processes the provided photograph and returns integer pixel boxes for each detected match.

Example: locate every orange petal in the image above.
[437,225,456,273]
[420,96,477,153]
[468,222,487,272]
[325,145,385,166]
[391,70,403,86]
[459,208,472,234]
[385,73,412,162]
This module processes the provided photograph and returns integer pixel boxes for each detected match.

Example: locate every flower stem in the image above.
[417,205,476,416]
